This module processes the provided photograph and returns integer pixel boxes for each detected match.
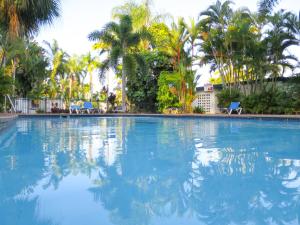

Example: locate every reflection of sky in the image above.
[1,117,300,225]
[31,174,111,225]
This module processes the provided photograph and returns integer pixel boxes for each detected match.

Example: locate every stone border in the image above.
[0,114,18,132]
[18,113,300,121]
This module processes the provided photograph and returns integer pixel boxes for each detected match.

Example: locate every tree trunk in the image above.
[69,76,73,101]
[89,72,93,100]
[121,62,126,112]
[12,58,17,96]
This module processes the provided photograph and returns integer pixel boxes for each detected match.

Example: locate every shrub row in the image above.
[216,84,300,114]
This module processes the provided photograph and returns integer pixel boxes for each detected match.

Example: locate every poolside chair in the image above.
[225,102,243,115]
[81,102,100,114]
[69,105,81,114]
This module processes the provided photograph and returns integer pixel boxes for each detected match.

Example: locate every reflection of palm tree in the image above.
[2,118,300,225]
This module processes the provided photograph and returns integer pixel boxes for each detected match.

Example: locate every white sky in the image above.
[35,0,300,89]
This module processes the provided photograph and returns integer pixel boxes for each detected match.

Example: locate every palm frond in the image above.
[258,0,280,15]
[99,58,110,80]
[109,46,122,68]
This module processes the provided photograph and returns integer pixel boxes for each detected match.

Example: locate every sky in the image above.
[35,0,299,89]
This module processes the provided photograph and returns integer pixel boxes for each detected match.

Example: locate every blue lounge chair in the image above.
[69,105,81,114]
[225,102,243,115]
[82,102,100,114]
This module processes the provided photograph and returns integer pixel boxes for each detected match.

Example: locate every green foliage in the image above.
[148,23,171,51]
[288,77,300,110]
[193,106,205,114]
[0,0,60,38]
[0,71,13,96]
[157,71,181,112]
[218,84,300,114]
[242,87,294,114]
[199,0,299,93]
[15,41,49,97]
[127,51,173,112]
[216,88,241,108]
[127,70,157,112]
[0,69,13,111]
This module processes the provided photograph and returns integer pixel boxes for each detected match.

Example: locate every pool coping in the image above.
[16,113,300,121]
[0,114,18,132]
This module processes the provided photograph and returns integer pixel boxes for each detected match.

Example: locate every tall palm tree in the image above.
[184,18,200,64]
[44,40,69,98]
[88,15,150,111]
[111,0,167,31]
[199,0,233,30]
[66,55,85,101]
[0,0,60,39]
[111,0,167,51]
[163,18,189,69]
[82,52,100,99]
[264,10,299,80]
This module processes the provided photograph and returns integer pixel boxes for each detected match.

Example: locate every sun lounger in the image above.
[225,102,243,115]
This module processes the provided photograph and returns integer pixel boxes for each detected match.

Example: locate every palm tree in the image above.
[111,0,167,51]
[198,0,234,78]
[199,0,233,30]
[184,18,200,64]
[44,40,69,98]
[286,11,300,41]
[66,55,85,101]
[88,15,150,111]
[111,0,167,31]
[162,18,189,69]
[82,53,100,99]
[264,10,299,81]
[0,0,60,39]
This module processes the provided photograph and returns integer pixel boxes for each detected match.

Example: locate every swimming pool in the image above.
[0,117,300,225]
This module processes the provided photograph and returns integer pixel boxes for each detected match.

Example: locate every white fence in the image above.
[14,98,65,114]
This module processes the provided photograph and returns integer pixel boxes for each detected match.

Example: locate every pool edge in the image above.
[17,113,300,121]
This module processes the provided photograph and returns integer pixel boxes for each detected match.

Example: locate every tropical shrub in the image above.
[216,88,241,108]
[193,106,205,114]
[288,77,300,111]
[127,52,173,112]
[242,87,294,114]
[157,72,180,112]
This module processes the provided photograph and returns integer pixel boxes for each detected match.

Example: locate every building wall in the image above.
[192,91,221,114]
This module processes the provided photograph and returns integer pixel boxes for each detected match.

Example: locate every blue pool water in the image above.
[0,117,300,225]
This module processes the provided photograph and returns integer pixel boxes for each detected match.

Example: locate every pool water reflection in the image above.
[0,117,300,225]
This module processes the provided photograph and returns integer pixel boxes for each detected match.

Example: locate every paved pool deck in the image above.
[13,113,300,120]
